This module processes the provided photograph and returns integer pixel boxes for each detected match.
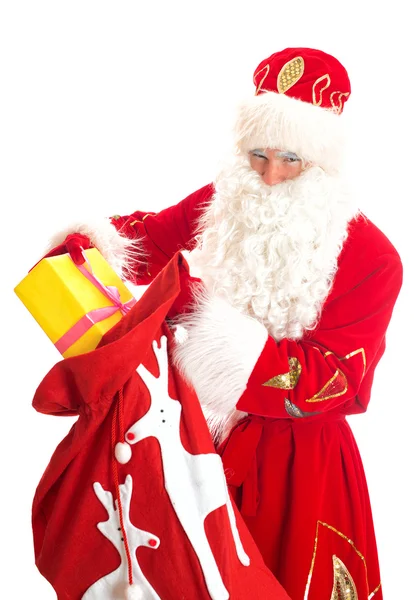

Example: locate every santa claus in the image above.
[48,48,402,599]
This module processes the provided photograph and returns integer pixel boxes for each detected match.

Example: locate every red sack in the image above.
[32,253,290,600]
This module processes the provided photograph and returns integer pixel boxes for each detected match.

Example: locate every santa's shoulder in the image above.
[340,213,401,265]
[330,215,402,302]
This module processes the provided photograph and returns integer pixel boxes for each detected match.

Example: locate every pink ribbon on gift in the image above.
[55,252,137,354]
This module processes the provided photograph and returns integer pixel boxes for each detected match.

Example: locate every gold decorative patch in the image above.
[277,57,305,94]
[306,368,348,403]
[304,520,381,600]
[312,74,331,106]
[254,64,270,95]
[263,357,302,389]
[331,555,358,600]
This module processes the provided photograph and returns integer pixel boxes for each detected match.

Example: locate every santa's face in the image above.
[188,152,358,341]
[249,148,306,186]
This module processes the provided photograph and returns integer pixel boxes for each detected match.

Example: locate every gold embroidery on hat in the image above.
[277,56,305,94]
[254,64,270,95]
[312,74,331,106]
[263,357,302,389]
[330,91,350,114]
[304,520,381,599]
[305,368,348,402]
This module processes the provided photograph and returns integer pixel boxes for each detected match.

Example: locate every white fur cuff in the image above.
[44,217,144,278]
[173,295,268,441]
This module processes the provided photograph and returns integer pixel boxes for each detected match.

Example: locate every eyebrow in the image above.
[276,151,301,160]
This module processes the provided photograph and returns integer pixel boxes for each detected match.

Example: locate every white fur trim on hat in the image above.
[173,294,268,442]
[44,217,144,278]
[235,92,346,174]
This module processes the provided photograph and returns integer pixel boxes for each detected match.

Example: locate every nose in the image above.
[261,159,286,186]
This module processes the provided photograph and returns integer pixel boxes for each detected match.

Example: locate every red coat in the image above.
[32,254,290,600]
[110,184,403,600]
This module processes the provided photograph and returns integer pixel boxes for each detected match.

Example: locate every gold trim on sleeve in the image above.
[342,349,367,376]
[324,348,367,377]
[277,57,305,94]
[129,212,156,227]
[305,368,348,403]
[263,357,302,389]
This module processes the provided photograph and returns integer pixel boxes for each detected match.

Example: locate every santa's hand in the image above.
[40,232,92,265]
[65,233,93,264]
[42,217,142,278]
[167,260,203,320]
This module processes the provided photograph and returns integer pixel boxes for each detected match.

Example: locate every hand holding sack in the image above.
[166,253,203,320]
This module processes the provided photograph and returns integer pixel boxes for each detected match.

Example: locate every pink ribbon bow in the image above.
[55,252,136,355]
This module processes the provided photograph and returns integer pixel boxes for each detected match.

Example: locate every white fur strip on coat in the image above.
[173,294,268,442]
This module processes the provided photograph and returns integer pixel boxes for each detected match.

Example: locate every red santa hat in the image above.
[234,47,351,174]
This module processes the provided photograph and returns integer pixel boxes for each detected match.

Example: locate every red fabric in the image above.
[253,48,351,113]
[110,183,214,284]
[106,187,402,599]
[236,251,402,419]
[220,414,381,599]
[31,253,290,600]
[217,220,402,599]
[165,256,202,320]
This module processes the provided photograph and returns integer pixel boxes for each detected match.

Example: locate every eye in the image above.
[251,150,268,160]
[280,151,301,163]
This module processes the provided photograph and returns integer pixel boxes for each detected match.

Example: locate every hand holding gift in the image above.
[39,232,93,265]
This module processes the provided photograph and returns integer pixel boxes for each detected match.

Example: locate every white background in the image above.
[1,1,413,598]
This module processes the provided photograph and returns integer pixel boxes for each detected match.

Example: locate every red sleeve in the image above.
[110,184,214,283]
[236,252,403,418]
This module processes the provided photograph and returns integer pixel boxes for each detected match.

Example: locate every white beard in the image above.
[187,154,359,341]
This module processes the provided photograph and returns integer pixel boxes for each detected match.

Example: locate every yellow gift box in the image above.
[14,248,136,358]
